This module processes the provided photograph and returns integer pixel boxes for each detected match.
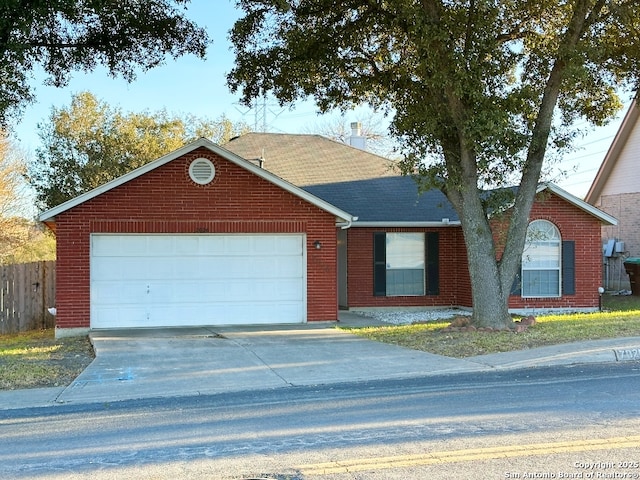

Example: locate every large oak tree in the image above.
[228,0,640,329]
[0,0,209,126]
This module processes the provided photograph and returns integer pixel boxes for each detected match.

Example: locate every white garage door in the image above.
[90,234,306,329]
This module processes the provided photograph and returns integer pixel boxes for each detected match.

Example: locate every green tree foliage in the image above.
[29,92,250,210]
[0,0,209,126]
[228,0,640,328]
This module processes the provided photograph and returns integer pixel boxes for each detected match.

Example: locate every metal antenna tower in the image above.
[235,95,287,132]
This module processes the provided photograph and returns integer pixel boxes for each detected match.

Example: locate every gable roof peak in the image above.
[585,96,639,204]
[38,137,354,226]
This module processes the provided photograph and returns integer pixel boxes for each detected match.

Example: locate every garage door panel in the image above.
[277,258,304,277]
[221,279,300,301]
[276,235,304,254]
[171,257,205,279]
[92,281,147,303]
[108,236,148,256]
[252,303,304,324]
[91,234,306,329]
[225,236,252,254]
[91,257,121,280]
[149,281,233,303]
[92,236,130,256]
[146,235,174,254]
[92,258,149,281]
[253,236,276,254]
[94,257,153,280]
[195,256,221,273]
[198,236,226,254]
[173,236,200,255]
[218,257,255,277]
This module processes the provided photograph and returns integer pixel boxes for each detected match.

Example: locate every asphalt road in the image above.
[1,362,639,479]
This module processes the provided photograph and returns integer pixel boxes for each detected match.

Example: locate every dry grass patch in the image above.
[0,329,94,390]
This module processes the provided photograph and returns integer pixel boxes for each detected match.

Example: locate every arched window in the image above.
[522,220,561,297]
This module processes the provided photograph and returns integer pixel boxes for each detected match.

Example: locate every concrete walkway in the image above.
[1,312,640,410]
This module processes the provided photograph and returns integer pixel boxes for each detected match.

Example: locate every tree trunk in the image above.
[435,1,600,329]
[455,187,514,330]
[442,133,518,329]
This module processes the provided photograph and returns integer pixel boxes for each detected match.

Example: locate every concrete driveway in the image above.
[55,319,485,405]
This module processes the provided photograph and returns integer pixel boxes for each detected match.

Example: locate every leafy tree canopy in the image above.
[29,91,251,210]
[228,0,640,328]
[0,0,209,126]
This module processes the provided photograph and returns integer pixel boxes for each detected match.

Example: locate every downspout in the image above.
[336,216,358,229]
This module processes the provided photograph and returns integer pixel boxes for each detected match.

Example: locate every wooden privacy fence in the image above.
[0,261,56,334]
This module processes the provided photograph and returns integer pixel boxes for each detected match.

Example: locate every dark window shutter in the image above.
[562,240,576,295]
[426,232,440,295]
[510,266,522,296]
[373,233,387,296]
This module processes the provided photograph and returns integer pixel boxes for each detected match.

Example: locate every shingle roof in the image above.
[224,133,458,223]
[223,133,615,226]
[224,132,397,186]
[303,177,459,223]
[38,133,616,228]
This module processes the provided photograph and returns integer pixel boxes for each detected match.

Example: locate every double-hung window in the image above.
[386,233,425,295]
[522,220,561,297]
[374,232,439,296]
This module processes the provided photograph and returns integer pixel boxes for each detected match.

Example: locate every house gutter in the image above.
[350,221,461,228]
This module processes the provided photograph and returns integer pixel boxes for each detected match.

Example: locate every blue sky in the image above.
[12,0,632,200]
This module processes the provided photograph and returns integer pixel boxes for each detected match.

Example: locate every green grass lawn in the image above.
[343,294,640,358]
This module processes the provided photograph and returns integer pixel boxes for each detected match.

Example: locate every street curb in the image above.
[614,346,640,361]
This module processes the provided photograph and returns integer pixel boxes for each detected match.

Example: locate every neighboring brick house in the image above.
[40,135,616,337]
[586,98,640,291]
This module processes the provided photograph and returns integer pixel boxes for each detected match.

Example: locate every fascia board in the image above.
[351,221,461,227]
[540,183,617,226]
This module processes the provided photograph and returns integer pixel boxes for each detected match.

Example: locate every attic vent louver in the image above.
[189,158,215,185]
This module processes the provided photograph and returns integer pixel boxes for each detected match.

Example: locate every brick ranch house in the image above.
[39,135,617,337]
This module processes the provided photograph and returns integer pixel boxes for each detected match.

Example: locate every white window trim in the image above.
[522,220,562,298]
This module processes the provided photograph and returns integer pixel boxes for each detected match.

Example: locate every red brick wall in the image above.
[346,227,462,308]
[54,147,338,329]
[346,193,603,311]
[506,192,604,310]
